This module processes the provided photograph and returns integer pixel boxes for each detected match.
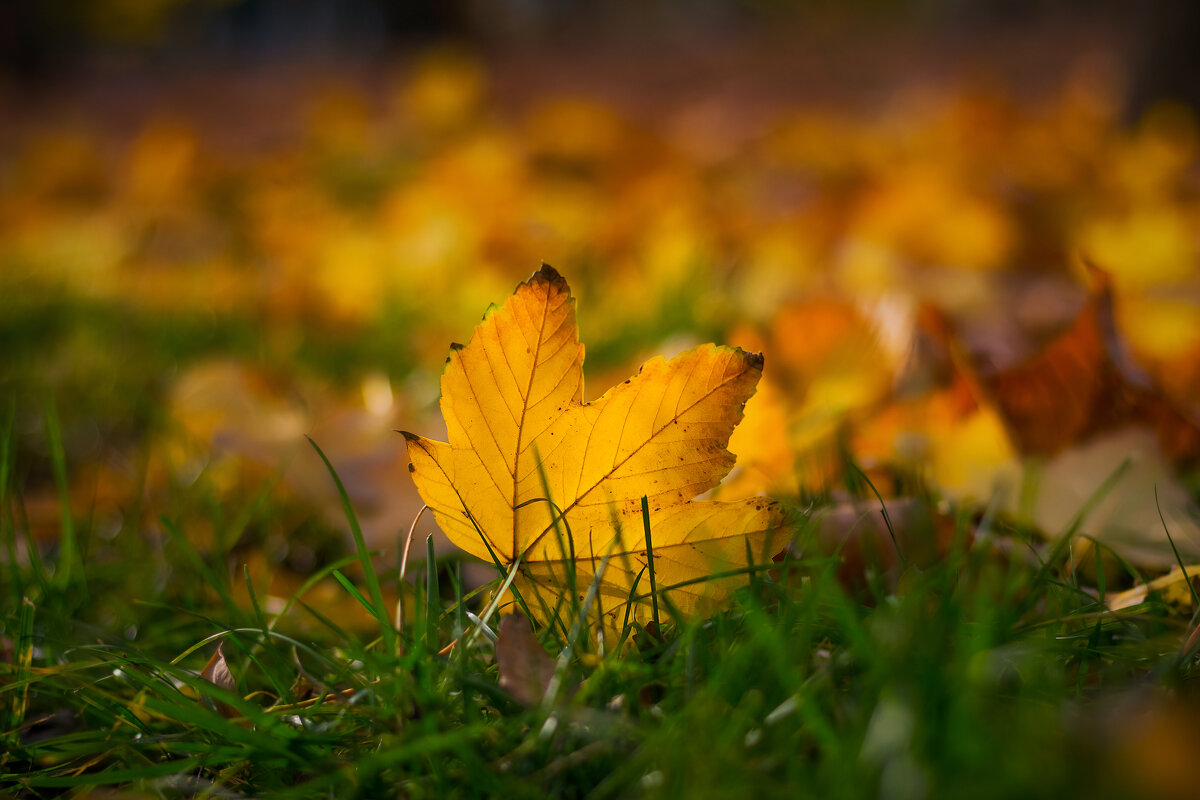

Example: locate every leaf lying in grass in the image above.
[913,274,1200,564]
[199,643,238,718]
[495,614,556,706]
[1030,428,1200,566]
[200,644,235,692]
[938,265,1200,464]
[1106,564,1200,613]
[403,265,786,637]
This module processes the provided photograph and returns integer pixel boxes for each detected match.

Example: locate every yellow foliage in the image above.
[1077,205,1198,290]
[403,267,787,638]
[855,382,1019,504]
[1118,295,1200,364]
[851,164,1016,271]
[1106,564,1200,613]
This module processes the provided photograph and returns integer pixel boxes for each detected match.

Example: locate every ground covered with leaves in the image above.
[5,23,1200,799]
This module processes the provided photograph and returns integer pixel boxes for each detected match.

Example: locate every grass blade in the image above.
[850,462,905,568]
[425,534,440,651]
[44,397,82,594]
[1155,485,1200,608]
[640,496,660,633]
[306,435,395,655]
[1,402,22,603]
[4,596,36,735]
[332,568,379,618]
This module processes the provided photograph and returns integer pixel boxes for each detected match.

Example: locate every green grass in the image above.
[2,410,1199,799]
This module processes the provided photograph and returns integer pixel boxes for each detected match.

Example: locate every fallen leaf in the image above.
[1106,564,1200,613]
[199,643,238,718]
[719,299,899,496]
[981,285,1110,457]
[1028,428,1200,567]
[848,162,1016,272]
[403,266,786,639]
[495,614,556,706]
[200,643,235,692]
[950,265,1200,465]
[853,372,1021,506]
[911,278,1200,564]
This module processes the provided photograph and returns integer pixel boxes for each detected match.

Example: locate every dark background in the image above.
[2,0,1198,121]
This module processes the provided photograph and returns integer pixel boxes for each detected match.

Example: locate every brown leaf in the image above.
[495,614,556,707]
[200,643,236,692]
[930,265,1200,465]
[982,278,1112,455]
[199,642,238,718]
[1138,385,1200,468]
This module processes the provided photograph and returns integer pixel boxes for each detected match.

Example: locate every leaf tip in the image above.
[534,262,564,283]
[526,263,571,297]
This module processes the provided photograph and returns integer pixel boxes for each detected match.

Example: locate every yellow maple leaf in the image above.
[403,265,787,638]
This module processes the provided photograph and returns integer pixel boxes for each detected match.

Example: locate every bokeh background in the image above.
[4,0,1200,580]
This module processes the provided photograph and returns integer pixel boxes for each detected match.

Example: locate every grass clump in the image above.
[2,412,1198,799]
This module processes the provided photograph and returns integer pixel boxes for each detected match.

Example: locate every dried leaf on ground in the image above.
[812,496,962,590]
[910,273,1200,564]
[852,373,1020,505]
[403,266,787,638]
[940,265,1200,464]
[200,644,234,691]
[199,642,238,718]
[1106,564,1200,613]
[1030,428,1200,567]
